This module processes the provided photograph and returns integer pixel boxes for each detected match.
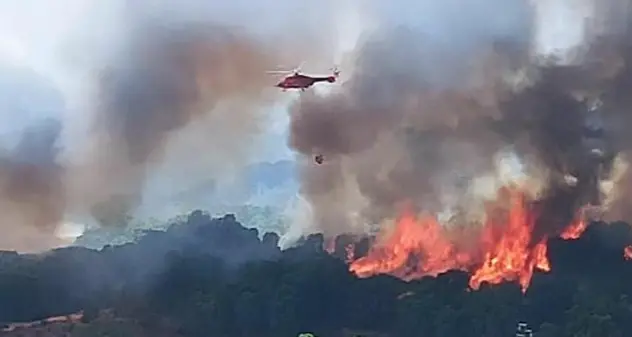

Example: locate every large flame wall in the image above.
[336,186,631,292]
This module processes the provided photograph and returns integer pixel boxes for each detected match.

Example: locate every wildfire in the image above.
[560,209,587,240]
[469,190,551,292]
[350,213,472,279]
[345,186,581,293]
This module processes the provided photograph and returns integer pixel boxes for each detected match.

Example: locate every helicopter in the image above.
[266,63,340,91]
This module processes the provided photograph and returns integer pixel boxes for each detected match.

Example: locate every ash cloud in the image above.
[288,0,632,241]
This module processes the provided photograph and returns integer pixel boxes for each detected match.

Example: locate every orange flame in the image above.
[560,210,587,240]
[340,186,632,292]
[348,187,561,292]
[469,191,550,292]
[350,212,472,280]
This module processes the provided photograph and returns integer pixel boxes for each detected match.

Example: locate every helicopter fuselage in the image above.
[276,74,336,90]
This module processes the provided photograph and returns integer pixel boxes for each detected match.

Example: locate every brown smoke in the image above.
[288,0,632,240]
[70,19,282,226]
[0,119,67,251]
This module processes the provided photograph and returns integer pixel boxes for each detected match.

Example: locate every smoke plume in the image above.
[73,18,281,227]
[0,0,336,251]
[288,0,632,242]
[0,119,68,251]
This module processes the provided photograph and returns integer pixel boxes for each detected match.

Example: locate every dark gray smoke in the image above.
[289,0,535,236]
[288,0,632,240]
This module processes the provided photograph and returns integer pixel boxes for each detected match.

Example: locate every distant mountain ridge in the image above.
[170,159,298,206]
[244,159,297,190]
[74,160,300,249]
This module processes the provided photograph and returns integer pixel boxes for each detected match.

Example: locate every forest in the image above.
[1,210,632,337]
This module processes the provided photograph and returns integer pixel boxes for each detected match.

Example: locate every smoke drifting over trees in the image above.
[80,19,280,227]
[289,0,632,242]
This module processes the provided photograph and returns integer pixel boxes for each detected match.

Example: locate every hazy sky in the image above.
[0,0,588,153]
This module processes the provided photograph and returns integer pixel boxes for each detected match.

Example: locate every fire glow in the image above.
[342,186,618,293]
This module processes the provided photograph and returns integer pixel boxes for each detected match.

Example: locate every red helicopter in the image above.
[267,64,340,91]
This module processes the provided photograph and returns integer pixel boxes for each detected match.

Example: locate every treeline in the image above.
[1,212,632,337]
[73,204,289,250]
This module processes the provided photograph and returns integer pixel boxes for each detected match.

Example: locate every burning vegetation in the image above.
[336,186,599,293]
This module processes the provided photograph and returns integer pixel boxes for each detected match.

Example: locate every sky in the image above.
[0,0,595,241]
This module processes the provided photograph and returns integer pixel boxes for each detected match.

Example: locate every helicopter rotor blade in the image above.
[267,61,305,75]
[292,61,305,74]
[265,70,293,74]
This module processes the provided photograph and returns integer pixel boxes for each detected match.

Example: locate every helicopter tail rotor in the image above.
[292,61,305,75]
[330,65,341,77]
